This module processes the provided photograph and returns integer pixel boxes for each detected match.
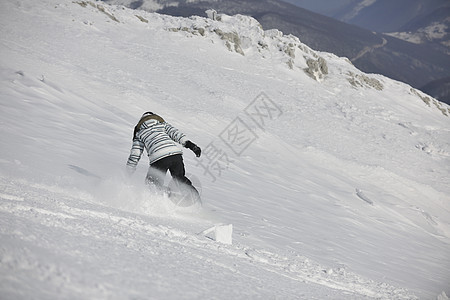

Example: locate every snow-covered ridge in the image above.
[169,9,330,80]
[77,1,449,116]
[78,1,330,81]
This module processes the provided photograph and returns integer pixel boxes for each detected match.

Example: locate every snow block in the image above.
[200,224,233,245]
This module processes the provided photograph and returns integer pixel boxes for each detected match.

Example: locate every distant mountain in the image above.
[285,0,448,33]
[102,0,450,104]
[421,77,450,104]
[288,0,450,54]
[285,0,450,103]
[387,6,450,55]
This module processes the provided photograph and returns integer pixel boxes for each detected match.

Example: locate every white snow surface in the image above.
[1,0,450,299]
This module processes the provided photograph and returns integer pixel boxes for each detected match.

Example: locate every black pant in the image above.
[146,154,193,188]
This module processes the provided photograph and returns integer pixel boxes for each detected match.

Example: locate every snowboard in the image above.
[166,179,202,208]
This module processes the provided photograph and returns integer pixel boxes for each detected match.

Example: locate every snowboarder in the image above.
[126,112,201,196]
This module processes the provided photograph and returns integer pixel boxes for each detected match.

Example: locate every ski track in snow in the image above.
[1,0,450,298]
[0,177,416,299]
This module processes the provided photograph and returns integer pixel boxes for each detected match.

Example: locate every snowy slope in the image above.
[1,0,450,299]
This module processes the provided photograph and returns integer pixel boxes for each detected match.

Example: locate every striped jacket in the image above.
[126,117,188,170]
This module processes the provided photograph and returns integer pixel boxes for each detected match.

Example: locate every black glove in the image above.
[184,140,201,157]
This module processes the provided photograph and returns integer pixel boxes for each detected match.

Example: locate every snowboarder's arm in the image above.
[164,123,201,157]
[164,123,187,145]
[126,138,144,174]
